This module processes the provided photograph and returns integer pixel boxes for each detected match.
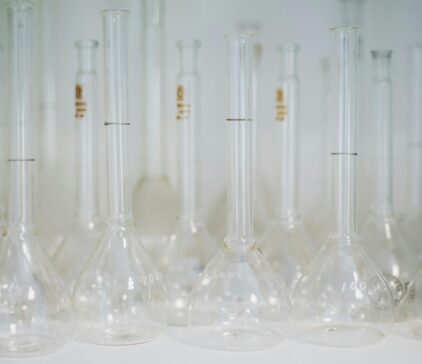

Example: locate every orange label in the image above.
[75,83,87,119]
[176,84,191,121]
[275,87,287,121]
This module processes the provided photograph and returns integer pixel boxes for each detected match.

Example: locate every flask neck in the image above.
[277,44,299,78]
[372,50,394,216]
[76,40,98,73]
[177,41,200,74]
[74,42,101,223]
[176,40,201,222]
[409,44,422,214]
[275,44,300,220]
[102,10,132,223]
[6,1,35,231]
[330,27,359,243]
[144,0,163,178]
[225,34,255,248]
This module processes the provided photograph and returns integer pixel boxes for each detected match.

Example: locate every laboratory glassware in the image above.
[405,44,422,261]
[72,10,167,345]
[362,50,419,311]
[53,40,103,293]
[290,27,394,348]
[207,22,266,243]
[187,34,290,351]
[161,40,216,326]
[261,43,314,293]
[133,0,177,263]
[0,45,6,235]
[0,0,70,356]
[37,0,65,256]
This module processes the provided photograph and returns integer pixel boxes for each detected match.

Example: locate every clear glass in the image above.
[186,34,289,351]
[290,27,394,348]
[261,43,314,294]
[161,40,216,327]
[403,44,422,341]
[37,0,64,256]
[362,50,419,315]
[207,22,265,243]
[0,45,7,236]
[133,0,177,263]
[53,40,103,293]
[404,44,422,262]
[0,1,70,356]
[72,10,167,345]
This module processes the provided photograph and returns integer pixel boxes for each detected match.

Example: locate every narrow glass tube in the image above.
[0,45,6,235]
[290,27,394,348]
[0,0,70,356]
[362,51,419,312]
[53,40,103,292]
[144,0,163,177]
[187,34,289,351]
[176,40,201,222]
[408,45,422,215]
[161,40,216,327]
[406,44,422,260]
[133,0,177,263]
[72,10,167,345]
[261,43,313,292]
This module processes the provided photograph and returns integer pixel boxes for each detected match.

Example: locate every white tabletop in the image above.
[7,333,421,364]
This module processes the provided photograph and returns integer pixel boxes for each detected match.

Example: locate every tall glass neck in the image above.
[330,27,358,243]
[76,40,98,72]
[409,44,422,215]
[40,0,57,164]
[144,0,163,178]
[176,40,201,222]
[275,44,300,221]
[74,40,100,223]
[0,46,6,216]
[102,10,131,222]
[7,1,35,230]
[225,34,254,248]
[372,50,393,216]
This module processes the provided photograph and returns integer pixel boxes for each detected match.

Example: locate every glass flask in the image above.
[0,45,7,236]
[133,0,177,263]
[404,44,422,262]
[187,34,290,352]
[207,22,265,244]
[72,10,167,345]
[290,27,394,348]
[53,40,103,293]
[261,43,314,294]
[161,40,216,326]
[0,0,70,356]
[362,50,419,312]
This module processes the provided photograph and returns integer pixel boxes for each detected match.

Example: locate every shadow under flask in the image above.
[290,27,394,348]
[161,40,216,326]
[72,10,167,345]
[362,50,419,314]
[261,43,314,294]
[133,0,177,264]
[0,0,70,356]
[53,39,103,293]
[187,34,290,352]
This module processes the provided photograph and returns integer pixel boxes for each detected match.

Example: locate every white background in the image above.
[1,0,422,362]
[21,0,422,240]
